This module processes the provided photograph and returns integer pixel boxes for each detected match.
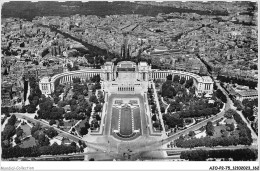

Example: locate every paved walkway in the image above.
[152,82,166,137]
[11,113,119,159]
[216,83,258,141]
[161,97,170,114]
[25,83,30,106]
[1,116,10,131]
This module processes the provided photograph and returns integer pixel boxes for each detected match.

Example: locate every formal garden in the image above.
[180,148,258,161]
[174,109,253,148]
[1,114,86,159]
[157,74,224,133]
[147,87,163,131]
[1,74,103,159]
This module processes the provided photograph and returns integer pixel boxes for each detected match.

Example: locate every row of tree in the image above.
[67,63,80,71]
[162,102,222,129]
[175,109,253,148]
[180,148,258,161]
[2,143,79,159]
[217,75,257,89]
[27,76,43,113]
[52,84,64,104]
[241,99,258,121]
[166,75,193,88]
[161,76,194,99]
[175,132,249,148]
[147,88,163,130]
[215,89,227,103]
[37,97,65,120]
[31,123,52,146]
[163,113,184,128]
[79,122,91,136]
[2,115,17,141]
[1,106,21,116]
[72,78,89,97]
[176,107,220,119]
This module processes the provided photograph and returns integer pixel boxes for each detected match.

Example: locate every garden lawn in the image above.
[75,117,89,134]
[63,120,77,132]
[19,137,36,148]
[212,125,228,138]
[20,124,31,138]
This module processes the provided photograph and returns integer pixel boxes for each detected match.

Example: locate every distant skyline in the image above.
[1,1,232,20]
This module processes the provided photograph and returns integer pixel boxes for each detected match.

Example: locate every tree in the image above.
[70,141,77,147]
[180,77,186,85]
[14,137,21,144]
[216,89,227,103]
[67,63,72,71]
[1,107,10,116]
[151,104,156,113]
[226,123,235,132]
[2,139,11,148]
[173,75,180,83]
[20,106,27,113]
[95,82,101,90]
[72,77,81,84]
[95,114,101,121]
[89,95,98,104]
[16,127,24,137]
[78,140,82,146]
[27,105,37,113]
[152,114,157,121]
[185,78,193,88]
[153,122,160,128]
[91,75,101,83]
[166,74,172,81]
[85,107,92,117]
[38,133,50,146]
[160,106,165,113]
[2,125,16,140]
[58,101,68,108]
[169,101,182,112]
[85,122,91,130]
[7,115,17,125]
[83,89,88,96]
[80,126,89,135]
[180,149,258,161]
[54,96,60,104]
[188,131,195,137]
[189,87,196,95]
[78,94,85,102]
[163,114,183,128]
[37,98,54,119]
[50,107,64,120]
[221,129,229,138]
[49,119,56,126]
[34,87,42,98]
[94,104,102,112]
[45,127,58,138]
[31,96,39,106]
[166,87,176,98]
[224,109,236,119]
[69,98,77,106]
[31,122,41,136]
[92,121,99,129]
[73,84,85,96]
[206,121,214,136]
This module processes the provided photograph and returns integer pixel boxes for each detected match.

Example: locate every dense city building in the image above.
[1,1,258,165]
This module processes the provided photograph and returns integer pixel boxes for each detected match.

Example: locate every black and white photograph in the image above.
[1,0,259,170]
